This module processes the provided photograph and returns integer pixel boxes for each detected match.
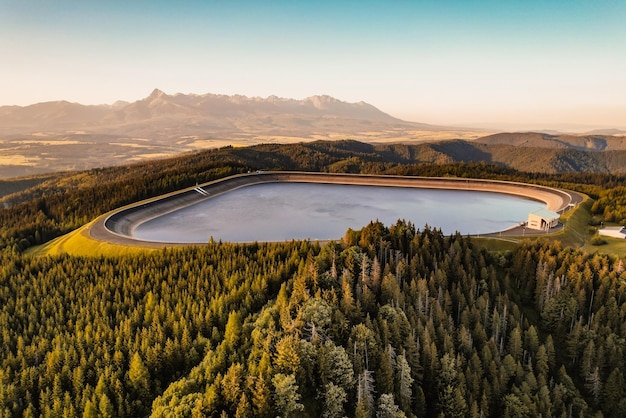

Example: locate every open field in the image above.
[0,135,181,178]
[0,128,489,179]
[588,236,626,256]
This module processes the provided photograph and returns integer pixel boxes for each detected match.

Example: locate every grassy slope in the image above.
[26,217,156,257]
[591,236,626,256]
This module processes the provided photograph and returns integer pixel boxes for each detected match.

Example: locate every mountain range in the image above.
[1,90,625,178]
[0,90,478,178]
[0,89,439,137]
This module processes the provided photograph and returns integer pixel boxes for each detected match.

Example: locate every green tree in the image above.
[377,345,395,395]
[235,393,251,418]
[603,368,626,417]
[503,394,531,418]
[274,335,301,376]
[507,326,523,361]
[82,400,98,418]
[128,352,150,401]
[322,382,347,418]
[221,363,244,407]
[224,311,242,349]
[376,393,406,418]
[250,375,271,418]
[437,354,467,418]
[272,374,304,418]
[395,350,413,413]
[99,394,114,417]
[318,341,355,392]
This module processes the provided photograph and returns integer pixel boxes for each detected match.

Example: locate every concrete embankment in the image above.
[91,171,576,246]
[257,172,573,212]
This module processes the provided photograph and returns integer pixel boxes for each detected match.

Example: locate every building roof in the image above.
[599,226,625,232]
[530,208,559,220]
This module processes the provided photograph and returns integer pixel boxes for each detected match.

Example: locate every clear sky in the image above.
[2,0,625,131]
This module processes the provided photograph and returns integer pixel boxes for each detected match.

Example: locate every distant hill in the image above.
[213,139,626,174]
[381,140,626,174]
[583,128,626,136]
[475,132,626,151]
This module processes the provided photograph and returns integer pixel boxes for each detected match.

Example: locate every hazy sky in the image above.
[2,0,625,131]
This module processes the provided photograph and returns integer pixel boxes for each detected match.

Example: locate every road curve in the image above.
[88,171,580,246]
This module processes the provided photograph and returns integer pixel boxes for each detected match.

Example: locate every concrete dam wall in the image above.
[92,171,576,246]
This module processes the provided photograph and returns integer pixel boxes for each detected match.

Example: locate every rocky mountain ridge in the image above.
[0,89,434,136]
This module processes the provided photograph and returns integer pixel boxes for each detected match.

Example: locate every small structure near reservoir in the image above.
[527,208,560,230]
[598,226,626,239]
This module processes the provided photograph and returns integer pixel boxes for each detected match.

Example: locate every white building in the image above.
[598,226,626,239]
[527,208,560,230]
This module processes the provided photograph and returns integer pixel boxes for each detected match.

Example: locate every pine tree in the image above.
[250,375,271,418]
[356,369,375,418]
[274,335,301,376]
[603,368,626,417]
[221,363,244,407]
[437,354,467,418]
[395,350,413,413]
[507,326,523,361]
[82,400,98,418]
[377,344,395,395]
[322,382,347,418]
[128,352,150,401]
[585,366,602,405]
[98,394,114,417]
[235,393,251,418]
[376,393,406,418]
[224,311,242,349]
[272,373,304,418]
[341,269,357,318]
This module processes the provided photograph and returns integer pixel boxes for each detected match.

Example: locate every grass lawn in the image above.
[585,238,626,257]
[26,219,157,257]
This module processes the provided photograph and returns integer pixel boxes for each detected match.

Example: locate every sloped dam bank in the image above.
[90,172,577,246]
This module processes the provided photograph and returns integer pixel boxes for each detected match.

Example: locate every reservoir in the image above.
[131,182,545,243]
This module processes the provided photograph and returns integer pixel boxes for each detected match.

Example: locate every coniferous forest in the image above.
[0,140,625,417]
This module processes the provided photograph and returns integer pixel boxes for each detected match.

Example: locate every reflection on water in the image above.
[132,182,545,243]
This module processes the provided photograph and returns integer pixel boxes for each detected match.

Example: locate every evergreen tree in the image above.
[322,382,347,418]
[395,350,413,413]
[272,373,304,418]
[376,393,406,418]
[128,352,150,403]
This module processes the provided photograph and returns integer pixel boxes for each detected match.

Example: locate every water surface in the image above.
[133,182,544,243]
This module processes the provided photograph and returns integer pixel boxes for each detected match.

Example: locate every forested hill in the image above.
[0,140,626,417]
[475,132,626,151]
[1,222,626,417]
[197,138,626,174]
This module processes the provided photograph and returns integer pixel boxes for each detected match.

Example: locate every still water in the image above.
[132,182,544,243]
